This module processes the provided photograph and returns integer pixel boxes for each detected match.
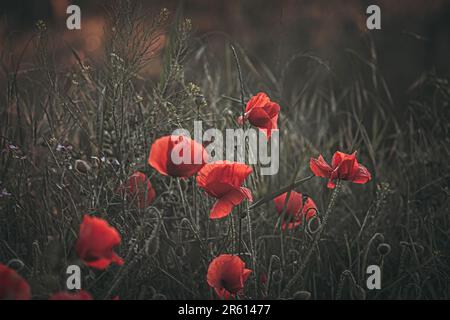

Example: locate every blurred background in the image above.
[1,0,449,103]
[1,1,449,300]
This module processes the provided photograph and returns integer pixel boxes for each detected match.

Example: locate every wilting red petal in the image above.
[209,187,252,219]
[207,254,251,299]
[274,191,317,229]
[274,191,303,215]
[352,164,372,184]
[76,215,124,270]
[121,171,156,209]
[148,135,208,178]
[49,290,93,300]
[242,269,252,282]
[303,197,318,220]
[310,155,333,178]
[0,264,31,300]
[331,151,359,179]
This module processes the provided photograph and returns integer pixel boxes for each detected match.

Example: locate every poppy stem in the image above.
[230,43,246,258]
[280,179,342,298]
[229,44,246,108]
[229,214,236,253]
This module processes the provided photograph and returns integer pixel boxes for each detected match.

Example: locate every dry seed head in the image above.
[158,8,169,24]
[187,82,201,95]
[181,18,192,33]
[36,20,47,31]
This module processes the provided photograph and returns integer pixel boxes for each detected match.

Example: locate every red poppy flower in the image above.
[49,290,93,300]
[148,135,208,178]
[310,151,372,189]
[237,92,280,139]
[120,171,156,209]
[196,161,253,219]
[273,191,317,229]
[0,264,31,300]
[207,254,252,299]
[76,215,124,270]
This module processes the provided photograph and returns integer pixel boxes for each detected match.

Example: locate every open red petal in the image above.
[242,268,252,282]
[352,164,372,184]
[0,264,31,300]
[273,191,303,216]
[245,92,270,113]
[76,215,123,270]
[210,198,235,219]
[310,155,333,178]
[149,135,207,178]
[148,136,171,176]
[209,187,251,219]
[197,161,252,197]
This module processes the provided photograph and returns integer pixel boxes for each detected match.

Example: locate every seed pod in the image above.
[377,243,391,256]
[75,159,91,174]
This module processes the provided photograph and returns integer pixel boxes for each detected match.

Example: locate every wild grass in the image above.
[0,1,449,299]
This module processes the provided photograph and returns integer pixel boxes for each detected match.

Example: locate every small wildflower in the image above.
[0,189,12,198]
